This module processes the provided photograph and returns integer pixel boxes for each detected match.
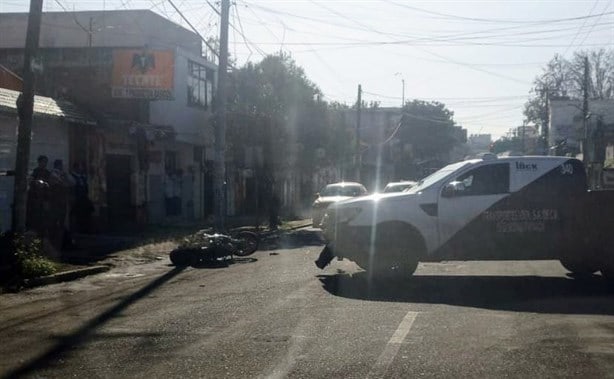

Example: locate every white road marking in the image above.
[366,310,419,379]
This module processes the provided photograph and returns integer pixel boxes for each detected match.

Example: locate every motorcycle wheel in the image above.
[233,231,259,257]
[170,248,195,266]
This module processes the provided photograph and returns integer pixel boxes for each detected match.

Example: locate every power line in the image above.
[167,0,219,59]
[221,23,614,48]
[383,0,614,25]
[241,0,614,46]
[577,0,613,47]
[230,2,239,61]
[562,0,600,56]
[362,90,528,103]
[233,3,255,60]
[240,2,286,50]
[207,0,266,57]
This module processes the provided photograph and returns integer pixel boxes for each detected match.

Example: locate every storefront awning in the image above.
[0,87,97,125]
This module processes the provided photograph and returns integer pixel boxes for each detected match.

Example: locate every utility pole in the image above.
[543,87,549,154]
[88,17,93,48]
[213,0,230,231]
[355,84,362,182]
[521,123,526,154]
[401,79,405,108]
[582,55,590,166]
[87,17,93,66]
[12,0,43,232]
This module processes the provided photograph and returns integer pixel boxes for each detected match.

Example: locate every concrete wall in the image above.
[149,48,215,146]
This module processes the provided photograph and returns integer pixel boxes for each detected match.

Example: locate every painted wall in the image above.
[149,48,215,146]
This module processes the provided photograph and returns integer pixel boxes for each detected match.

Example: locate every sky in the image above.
[1,0,613,139]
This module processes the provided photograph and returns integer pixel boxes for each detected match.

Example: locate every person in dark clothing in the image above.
[269,192,280,230]
[70,162,93,233]
[48,159,73,250]
[26,155,51,233]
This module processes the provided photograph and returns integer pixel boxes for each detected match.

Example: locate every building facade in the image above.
[0,10,217,229]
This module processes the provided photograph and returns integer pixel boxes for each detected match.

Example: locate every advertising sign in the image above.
[111,49,174,100]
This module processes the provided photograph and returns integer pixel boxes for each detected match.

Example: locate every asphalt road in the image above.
[2,228,614,378]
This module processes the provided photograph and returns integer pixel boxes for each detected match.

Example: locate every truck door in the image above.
[436,162,511,259]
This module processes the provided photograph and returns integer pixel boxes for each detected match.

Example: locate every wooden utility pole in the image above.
[355,84,362,182]
[543,87,549,154]
[213,0,230,231]
[521,123,526,154]
[401,79,405,108]
[582,55,590,166]
[12,0,43,232]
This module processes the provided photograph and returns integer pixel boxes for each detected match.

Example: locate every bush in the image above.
[2,232,58,281]
[19,255,57,278]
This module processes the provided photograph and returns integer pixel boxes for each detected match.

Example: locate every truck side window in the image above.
[455,163,509,196]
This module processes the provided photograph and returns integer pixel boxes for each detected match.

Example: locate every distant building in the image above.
[0,10,217,229]
[468,134,492,153]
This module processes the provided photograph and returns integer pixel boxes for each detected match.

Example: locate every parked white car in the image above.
[311,182,367,227]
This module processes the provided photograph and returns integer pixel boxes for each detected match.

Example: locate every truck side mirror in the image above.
[442,181,465,198]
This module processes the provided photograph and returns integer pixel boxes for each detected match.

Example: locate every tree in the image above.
[226,53,353,216]
[397,100,464,161]
[524,49,614,133]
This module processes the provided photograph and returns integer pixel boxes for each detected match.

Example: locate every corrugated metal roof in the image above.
[0,87,96,125]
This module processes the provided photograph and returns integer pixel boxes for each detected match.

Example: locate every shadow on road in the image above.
[2,266,187,379]
[188,257,258,269]
[318,271,614,315]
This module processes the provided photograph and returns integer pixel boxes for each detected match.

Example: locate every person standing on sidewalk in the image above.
[48,159,73,251]
[70,162,93,233]
[26,155,50,234]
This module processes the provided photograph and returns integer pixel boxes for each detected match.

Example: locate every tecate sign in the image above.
[111,49,174,100]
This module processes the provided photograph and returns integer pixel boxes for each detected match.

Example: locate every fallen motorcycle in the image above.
[169,230,259,266]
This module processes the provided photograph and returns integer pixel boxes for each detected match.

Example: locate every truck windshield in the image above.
[406,161,472,194]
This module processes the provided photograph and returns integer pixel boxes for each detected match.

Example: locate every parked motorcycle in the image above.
[169,231,259,266]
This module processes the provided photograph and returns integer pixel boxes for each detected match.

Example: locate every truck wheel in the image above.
[601,266,614,281]
[599,258,614,286]
[367,225,422,278]
[559,258,598,276]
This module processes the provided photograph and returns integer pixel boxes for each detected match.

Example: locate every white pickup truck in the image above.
[318,155,614,281]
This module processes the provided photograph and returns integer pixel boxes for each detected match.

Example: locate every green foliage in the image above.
[8,234,57,279]
[227,53,353,172]
[398,100,464,160]
[490,137,522,154]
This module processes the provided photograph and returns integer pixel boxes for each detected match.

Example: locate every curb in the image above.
[23,265,111,288]
[286,222,313,231]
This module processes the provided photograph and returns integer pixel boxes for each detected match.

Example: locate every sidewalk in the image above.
[65,217,313,264]
[1,218,314,292]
